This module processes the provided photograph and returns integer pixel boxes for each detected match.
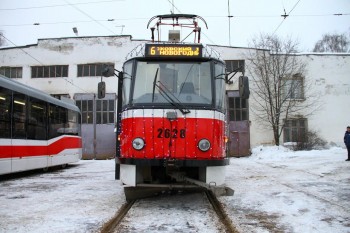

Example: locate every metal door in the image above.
[227,90,250,157]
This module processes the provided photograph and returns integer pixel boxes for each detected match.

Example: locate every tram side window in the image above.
[214,63,226,111]
[12,93,27,139]
[122,61,133,107]
[0,87,12,138]
[49,105,67,139]
[67,110,80,135]
[28,97,47,140]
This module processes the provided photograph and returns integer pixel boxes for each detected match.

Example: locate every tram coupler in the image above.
[209,185,234,197]
[169,172,234,197]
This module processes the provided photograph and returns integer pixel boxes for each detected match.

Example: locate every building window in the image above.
[283,74,304,100]
[51,94,70,100]
[228,96,248,121]
[0,67,22,78]
[96,99,115,124]
[75,94,115,125]
[284,118,307,142]
[31,65,68,78]
[76,99,94,124]
[77,63,114,77]
[225,60,245,73]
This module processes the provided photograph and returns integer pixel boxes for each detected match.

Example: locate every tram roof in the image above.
[0,75,80,112]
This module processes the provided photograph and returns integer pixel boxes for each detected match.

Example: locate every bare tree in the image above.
[247,33,320,146]
[0,31,6,46]
[313,32,349,52]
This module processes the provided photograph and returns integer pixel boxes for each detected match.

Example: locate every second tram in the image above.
[0,75,82,175]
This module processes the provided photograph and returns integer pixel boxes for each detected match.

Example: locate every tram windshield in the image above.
[131,61,213,106]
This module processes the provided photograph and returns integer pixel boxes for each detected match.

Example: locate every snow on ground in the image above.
[114,192,225,233]
[224,146,350,233]
[0,147,349,233]
[0,161,124,233]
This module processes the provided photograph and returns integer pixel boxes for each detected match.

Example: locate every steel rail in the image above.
[205,190,240,233]
[100,200,136,233]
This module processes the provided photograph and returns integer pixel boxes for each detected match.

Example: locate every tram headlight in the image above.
[132,138,145,150]
[198,139,211,152]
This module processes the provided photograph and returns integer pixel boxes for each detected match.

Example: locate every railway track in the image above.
[100,190,239,233]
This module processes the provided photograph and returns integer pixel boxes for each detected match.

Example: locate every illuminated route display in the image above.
[145,44,202,58]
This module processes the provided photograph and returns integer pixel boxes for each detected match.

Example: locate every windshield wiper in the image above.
[152,68,159,102]
[156,81,190,114]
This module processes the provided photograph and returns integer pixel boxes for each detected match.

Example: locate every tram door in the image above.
[227,91,250,157]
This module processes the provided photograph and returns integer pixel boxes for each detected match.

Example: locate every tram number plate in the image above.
[157,128,186,138]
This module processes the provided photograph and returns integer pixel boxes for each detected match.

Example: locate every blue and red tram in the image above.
[0,75,82,175]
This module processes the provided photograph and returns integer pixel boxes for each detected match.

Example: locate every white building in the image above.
[1,36,349,158]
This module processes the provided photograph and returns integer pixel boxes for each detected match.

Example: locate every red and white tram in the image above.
[101,14,248,199]
[0,75,82,175]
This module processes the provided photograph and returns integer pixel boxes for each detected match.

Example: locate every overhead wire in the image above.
[63,0,116,35]
[0,0,124,11]
[1,0,126,93]
[165,0,216,44]
[0,32,90,94]
[228,0,232,46]
[1,0,129,93]
[272,0,302,35]
[0,18,146,27]
[1,13,348,28]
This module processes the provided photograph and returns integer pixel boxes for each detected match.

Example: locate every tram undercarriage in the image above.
[117,160,234,200]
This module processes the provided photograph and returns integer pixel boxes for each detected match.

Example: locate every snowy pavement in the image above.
[0,146,349,233]
[114,192,225,233]
[224,146,350,233]
[0,161,123,233]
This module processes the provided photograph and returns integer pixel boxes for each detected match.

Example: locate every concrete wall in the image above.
[301,54,350,146]
[210,46,350,147]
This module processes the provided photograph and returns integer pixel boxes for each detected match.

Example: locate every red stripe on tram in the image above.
[0,137,82,159]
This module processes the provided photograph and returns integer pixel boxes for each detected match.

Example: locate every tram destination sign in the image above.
[145,44,202,58]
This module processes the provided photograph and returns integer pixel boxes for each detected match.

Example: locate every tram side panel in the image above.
[0,76,82,175]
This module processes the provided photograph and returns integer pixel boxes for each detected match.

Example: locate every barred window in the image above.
[228,97,248,121]
[284,118,307,142]
[0,67,23,78]
[75,94,115,125]
[76,100,93,124]
[96,99,115,124]
[225,60,245,73]
[31,65,68,78]
[77,63,114,77]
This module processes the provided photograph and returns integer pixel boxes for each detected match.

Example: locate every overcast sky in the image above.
[0,0,349,51]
